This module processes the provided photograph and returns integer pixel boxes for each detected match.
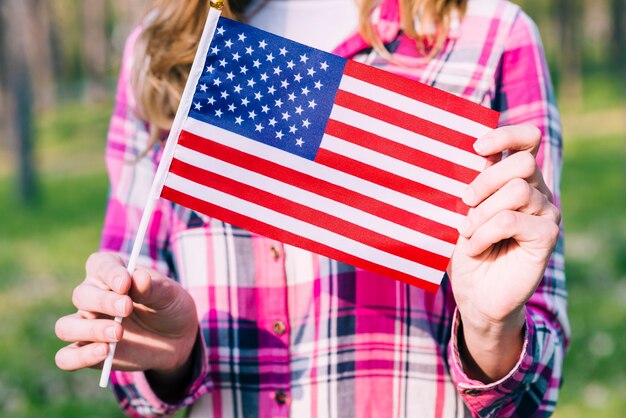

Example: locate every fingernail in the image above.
[106,326,118,341]
[114,276,125,293]
[115,298,126,315]
[473,137,489,154]
[462,187,476,206]
[94,344,107,357]
[458,219,471,237]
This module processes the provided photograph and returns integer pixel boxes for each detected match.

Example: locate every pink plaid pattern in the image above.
[102,0,568,416]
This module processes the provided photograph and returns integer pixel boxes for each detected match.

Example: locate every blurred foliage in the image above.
[0,174,120,417]
[0,0,625,416]
[554,133,626,417]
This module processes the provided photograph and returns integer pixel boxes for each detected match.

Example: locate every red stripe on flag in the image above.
[324,119,480,184]
[161,185,442,292]
[167,157,451,271]
[178,131,460,243]
[343,60,500,128]
[334,89,480,155]
[315,148,469,216]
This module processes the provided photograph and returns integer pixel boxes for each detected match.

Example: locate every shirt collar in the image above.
[332,0,461,58]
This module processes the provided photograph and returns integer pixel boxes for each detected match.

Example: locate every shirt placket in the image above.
[256,239,291,418]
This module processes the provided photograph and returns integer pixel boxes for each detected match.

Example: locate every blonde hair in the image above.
[133,0,467,140]
[132,0,245,139]
[360,0,467,58]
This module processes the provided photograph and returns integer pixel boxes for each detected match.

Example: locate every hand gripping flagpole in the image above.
[99,1,224,388]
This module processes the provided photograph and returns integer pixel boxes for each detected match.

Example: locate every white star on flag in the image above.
[157,10,500,293]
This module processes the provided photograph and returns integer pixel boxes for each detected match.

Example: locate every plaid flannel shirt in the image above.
[102,0,569,416]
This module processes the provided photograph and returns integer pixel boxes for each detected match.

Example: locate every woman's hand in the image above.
[448,124,561,382]
[55,252,199,380]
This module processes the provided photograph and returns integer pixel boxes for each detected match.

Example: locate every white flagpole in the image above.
[99,3,224,388]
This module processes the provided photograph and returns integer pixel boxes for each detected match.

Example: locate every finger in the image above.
[465,211,560,257]
[459,178,560,238]
[55,314,123,343]
[85,252,131,294]
[483,152,502,170]
[72,283,133,317]
[463,152,552,207]
[76,309,98,320]
[129,268,178,310]
[55,342,109,371]
[474,124,542,157]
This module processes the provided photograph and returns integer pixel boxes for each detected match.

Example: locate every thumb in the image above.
[129,268,178,310]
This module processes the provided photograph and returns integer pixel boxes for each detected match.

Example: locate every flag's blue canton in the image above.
[189,17,346,160]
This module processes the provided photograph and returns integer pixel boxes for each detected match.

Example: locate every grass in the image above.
[0,101,188,418]
[0,96,624,416]
[553,133,626,418]
[0,99,124,416]
[0,173,125,417]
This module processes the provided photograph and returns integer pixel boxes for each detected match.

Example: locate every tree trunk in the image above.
[0,14,6,153]
[0,0,38,203]
[5,0,64,109]
[109,0,148,64]
[610,0,626,83]
[20,0,57,109]
[554,0,583,110]
[111,0,148,36]
[81,0,109,101]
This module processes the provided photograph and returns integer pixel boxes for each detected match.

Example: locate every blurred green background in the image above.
[0,0,624,417]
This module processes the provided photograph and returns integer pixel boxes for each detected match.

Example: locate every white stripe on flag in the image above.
[320,134,467,198]
[183,118,466,228]
[164,172,445,284]
[173,145,456,257]
[340,75,494,139]
[329,105,486,172]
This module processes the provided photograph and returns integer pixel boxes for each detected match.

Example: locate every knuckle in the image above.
[491,127,510,147]
[474,172,492,193]
[85,252,103,274]
[518,152,537,177]
[87,322,100,342]
[509,178,531,203]
[539,193,561,222]
[550,204,562,226]
[523,124,542,143]
[546,221,560,244]
[86,252,124,280]
[76,347,91,367]
[71,286,84,308]
[496,211,517,231]
[538,192,551,212]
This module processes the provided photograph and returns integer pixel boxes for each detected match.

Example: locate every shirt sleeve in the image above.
[100,28,213,417]
[99,27,173,276]
[110,331,213,418]
[446,10,569,418]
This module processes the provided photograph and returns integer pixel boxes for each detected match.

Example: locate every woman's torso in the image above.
[118,0,525,416]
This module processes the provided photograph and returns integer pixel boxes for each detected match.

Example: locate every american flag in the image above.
[159,15,499,292]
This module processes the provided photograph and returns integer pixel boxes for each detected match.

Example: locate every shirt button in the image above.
[270,245,280,260]
[272,320,286,335]
[275,390,288,405]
